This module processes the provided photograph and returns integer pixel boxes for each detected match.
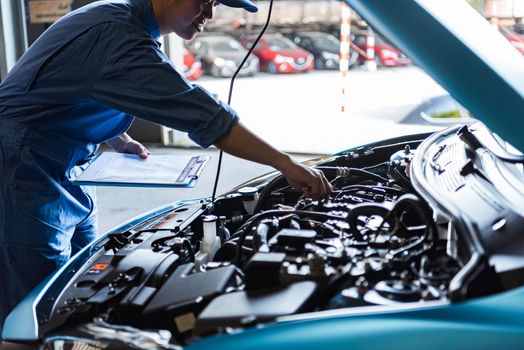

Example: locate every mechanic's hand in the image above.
[119,139,151,159]
[106,133,151,159]
[280,159,332,200]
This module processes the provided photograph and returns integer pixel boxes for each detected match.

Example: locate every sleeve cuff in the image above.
[188,101,239,148]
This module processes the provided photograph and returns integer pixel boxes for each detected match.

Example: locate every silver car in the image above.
[187,34,259,78]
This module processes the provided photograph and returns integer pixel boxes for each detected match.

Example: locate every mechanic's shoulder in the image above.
[80,2,151,37]
[55,0,140,30]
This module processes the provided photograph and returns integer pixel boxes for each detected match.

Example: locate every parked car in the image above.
[242,33,314,74]
[3,1,524,350]
[513,20,524,35]
[187,34,259,78]
[353,30,412,67]
[499,25,524,55]
[182,48,203,81]
[286,31,358,70]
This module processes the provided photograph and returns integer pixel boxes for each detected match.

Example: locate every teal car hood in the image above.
[345,0,524,152]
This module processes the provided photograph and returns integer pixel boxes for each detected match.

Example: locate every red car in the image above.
[353,31,411,67]
[242,33,314,74]
[183,48,203,80]
[499,26,524,55]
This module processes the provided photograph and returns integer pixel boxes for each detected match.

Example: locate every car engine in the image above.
[29,123,524,349]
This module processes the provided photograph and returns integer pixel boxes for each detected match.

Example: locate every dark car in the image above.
[286,31,358,70]
[186,34,259,78]
[3,1,524,350]
[242,33,314,74]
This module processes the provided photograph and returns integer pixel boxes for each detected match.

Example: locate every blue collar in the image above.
[130,0,160,39]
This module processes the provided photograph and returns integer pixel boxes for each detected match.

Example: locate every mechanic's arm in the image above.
[215,122,332,199]
[105,133,151,159]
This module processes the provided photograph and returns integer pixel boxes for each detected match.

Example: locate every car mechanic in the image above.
[0,0,332,333]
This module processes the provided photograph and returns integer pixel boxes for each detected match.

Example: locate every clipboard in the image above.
[73,152,210,188]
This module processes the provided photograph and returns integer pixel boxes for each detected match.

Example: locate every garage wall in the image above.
[26,0,92,45]
[1,0,28,79]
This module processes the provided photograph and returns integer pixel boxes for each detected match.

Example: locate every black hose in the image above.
[211,0,275,202]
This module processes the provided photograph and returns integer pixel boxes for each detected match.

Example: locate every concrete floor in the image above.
[197,67,443,154]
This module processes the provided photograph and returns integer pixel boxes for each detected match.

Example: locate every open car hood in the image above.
[345,0,524,152]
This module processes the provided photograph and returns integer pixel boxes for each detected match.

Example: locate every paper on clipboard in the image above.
[73,152,209,187]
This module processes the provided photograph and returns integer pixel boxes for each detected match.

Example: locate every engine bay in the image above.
[30,123,524,348]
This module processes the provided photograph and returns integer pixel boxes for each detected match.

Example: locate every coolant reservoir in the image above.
[238,186,259,215]
[195,215,221,271]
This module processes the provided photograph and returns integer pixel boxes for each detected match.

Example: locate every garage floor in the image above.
[198,67,443,154]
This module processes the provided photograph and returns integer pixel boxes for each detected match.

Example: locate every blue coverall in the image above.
[0,0,238,331]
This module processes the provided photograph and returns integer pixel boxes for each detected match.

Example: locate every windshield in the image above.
[311,35,340,51]
[374,35,389,46]
[267,37,296,50]
[211,38,244,52]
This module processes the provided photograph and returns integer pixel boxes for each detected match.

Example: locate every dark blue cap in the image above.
[220,0,258,13]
